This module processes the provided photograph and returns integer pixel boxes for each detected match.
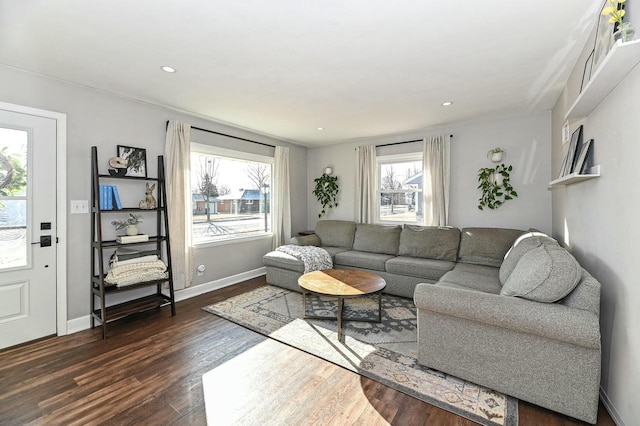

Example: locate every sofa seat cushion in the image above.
[322,246,351,260]
[352,224,402,255]
[439,269,502,294]
[450,262,500,277]
[263,250,304,273]
[398,226,461,261]
[501,244,582,303]
[315,220,356,248]
[459,227,523,267]
[334,250,394,272]
[385,256,455,281]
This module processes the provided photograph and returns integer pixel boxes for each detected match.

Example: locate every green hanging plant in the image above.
[312,173,339,218]
[477,164,518,210]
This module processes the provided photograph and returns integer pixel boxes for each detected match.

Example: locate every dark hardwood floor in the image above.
[0,276,615,425]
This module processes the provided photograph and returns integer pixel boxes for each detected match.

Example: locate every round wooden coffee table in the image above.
[298,269,386,342]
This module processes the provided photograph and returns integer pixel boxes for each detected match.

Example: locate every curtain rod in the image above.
[375,135,453,148]
[165,121,276,149]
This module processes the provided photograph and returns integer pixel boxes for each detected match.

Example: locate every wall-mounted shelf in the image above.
[550,165,600,187]
[565,39,640,120]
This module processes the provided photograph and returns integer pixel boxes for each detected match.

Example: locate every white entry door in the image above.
[0,109,57,350]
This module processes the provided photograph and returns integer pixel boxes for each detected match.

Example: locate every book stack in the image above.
[116,234,149,244]
[99,185,123,210]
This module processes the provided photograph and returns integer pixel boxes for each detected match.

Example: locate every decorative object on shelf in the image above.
[108,156,128,176]
[138,183,157,209]
[487,147,505,162]
[477,164,518,210]
[117,145,147,178]
[108,168,127,176]
[594,0,627,71]
[574,139,594,174]
[580,49,595,93]
[559,125,583,177]
[111,213,143,236]
[312,172,339,218]
[614,21,635,42]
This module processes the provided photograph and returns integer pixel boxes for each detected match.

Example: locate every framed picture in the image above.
[117,145,147,178]
[564,125,583,176]
[580,49,595,93]
[574,139,593,174]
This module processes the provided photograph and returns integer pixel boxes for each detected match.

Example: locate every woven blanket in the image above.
[105,259,168,286]
[276,244,332,273]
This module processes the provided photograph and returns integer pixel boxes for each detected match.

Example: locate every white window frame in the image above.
[376,152,424,225]
[191,143,274,247]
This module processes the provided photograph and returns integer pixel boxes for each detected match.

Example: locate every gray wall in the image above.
[306,112,552,234]
[0,65,307,320]
[551,13,640,424]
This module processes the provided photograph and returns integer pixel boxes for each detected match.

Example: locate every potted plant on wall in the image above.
[477,164,518,210]
[312,172,339,218]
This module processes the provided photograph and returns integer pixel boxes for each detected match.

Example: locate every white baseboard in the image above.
[600,387,625,426]
[67,314,92,334]
[174,267,266,302]
[65,267,266,334]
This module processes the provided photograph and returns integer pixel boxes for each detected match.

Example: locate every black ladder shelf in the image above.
[90,146,176,338]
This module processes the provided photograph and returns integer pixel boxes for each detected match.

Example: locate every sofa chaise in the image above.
[262,220,601,423]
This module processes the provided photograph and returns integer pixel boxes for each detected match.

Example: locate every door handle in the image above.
[31,235,52,247]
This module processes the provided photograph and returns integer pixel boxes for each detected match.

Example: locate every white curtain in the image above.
[165,121,193,289]
[272,146,291,249]
[355,145,377,224]
[423,135,451,226]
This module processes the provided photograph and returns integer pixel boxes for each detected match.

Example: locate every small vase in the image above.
[614,22,635,43]
[125,224,138,236]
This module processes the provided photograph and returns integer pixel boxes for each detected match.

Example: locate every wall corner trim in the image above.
[600,386,626,426]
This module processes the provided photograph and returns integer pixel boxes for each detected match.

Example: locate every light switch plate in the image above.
[71,200,89,214]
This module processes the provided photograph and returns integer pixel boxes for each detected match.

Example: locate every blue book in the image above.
[99,185,107,210]
[106,186,113,210]
[111,185,123,210]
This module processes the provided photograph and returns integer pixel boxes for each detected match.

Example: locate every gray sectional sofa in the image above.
[262,220,602,423]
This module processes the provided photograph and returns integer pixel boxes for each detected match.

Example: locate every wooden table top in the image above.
[298,269,386,297]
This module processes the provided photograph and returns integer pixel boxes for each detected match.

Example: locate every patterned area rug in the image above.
[203,285,518,426]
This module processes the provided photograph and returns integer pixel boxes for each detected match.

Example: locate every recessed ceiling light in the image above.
[317,127,324,131]
[441,101,453,106]
[161,66,176,73]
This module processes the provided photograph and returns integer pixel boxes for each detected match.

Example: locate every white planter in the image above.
[125,224,138,236]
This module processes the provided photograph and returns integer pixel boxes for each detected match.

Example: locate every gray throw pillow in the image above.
[499,232,558,284]
[398,226,460,261]
[500,244,582,302]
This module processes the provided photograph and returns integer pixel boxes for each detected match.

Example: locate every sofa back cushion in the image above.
[398,226,460,261]
[315,220,356,248]
[458,227,523,267]
[499,232,558,284]
[500,244,582,302]
[352,224,402,255]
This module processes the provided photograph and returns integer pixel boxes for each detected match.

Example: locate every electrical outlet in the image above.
[197,264,206,276]
[71,200,89,214]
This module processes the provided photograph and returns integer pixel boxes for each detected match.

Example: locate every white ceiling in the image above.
[0,1,601,147]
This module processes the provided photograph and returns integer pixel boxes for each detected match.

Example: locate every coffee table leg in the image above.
[302,289,307,318]
[337,297,344,342]
[378,291,382,323]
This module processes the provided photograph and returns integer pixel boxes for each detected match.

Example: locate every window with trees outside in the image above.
[190,144,273,244]
[377,153,423,224]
